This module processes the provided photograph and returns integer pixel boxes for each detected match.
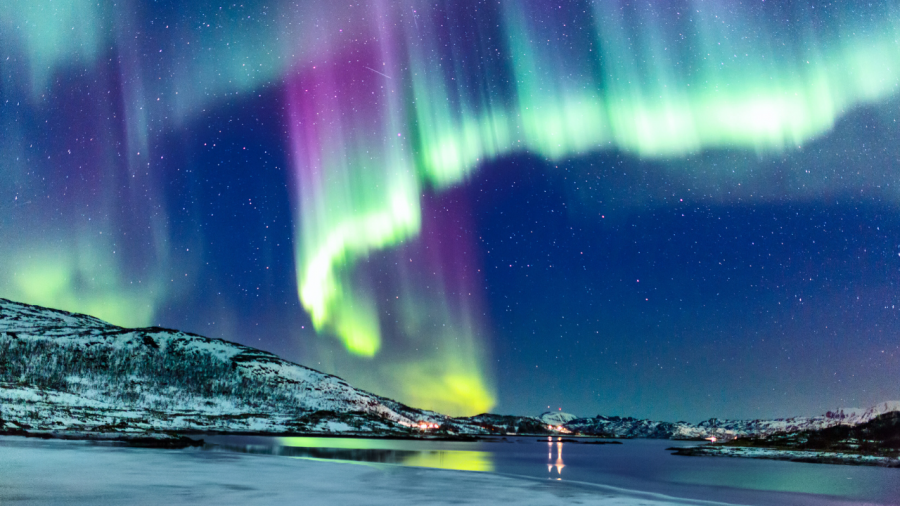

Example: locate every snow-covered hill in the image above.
[539,411,578,426]
[563,401,900,440]
[0,298,458,437]
[563,416,687,439]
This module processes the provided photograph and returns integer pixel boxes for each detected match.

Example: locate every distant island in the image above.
[1,297,897,466]
[671,410,900,467]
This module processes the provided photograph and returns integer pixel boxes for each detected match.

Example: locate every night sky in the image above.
[2,0,899,421]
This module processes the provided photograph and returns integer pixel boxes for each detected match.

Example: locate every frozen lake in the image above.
[2,435,898,505]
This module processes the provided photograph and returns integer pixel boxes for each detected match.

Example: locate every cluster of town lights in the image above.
[418,422,440,430]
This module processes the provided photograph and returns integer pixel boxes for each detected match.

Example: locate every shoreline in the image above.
[669,444,900,468]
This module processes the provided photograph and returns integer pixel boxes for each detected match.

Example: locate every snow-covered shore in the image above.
[670,444,900,468]
[0,436,731,506]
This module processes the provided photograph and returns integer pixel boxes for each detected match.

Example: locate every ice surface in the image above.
[0,436,731,506]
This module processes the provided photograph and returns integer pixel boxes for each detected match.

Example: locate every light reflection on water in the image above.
[547,437,564,476]
[202,436,900,505]
[399,450,493,472]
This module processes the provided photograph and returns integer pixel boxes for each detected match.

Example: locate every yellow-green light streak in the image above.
[287,1,900,414]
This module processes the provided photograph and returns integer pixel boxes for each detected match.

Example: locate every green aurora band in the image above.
[289,1,900,413]
[3,0,900,416]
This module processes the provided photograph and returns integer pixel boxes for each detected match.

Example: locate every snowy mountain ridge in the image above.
[0,298,454,436]
[539,411,578,426]
[823,401,900,425]
[564,400,900,440]
[685,401,900,439]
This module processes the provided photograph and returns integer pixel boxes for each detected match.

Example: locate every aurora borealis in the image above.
[2,0,900,419]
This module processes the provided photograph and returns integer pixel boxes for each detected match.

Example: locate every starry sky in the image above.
[1,0,899,421]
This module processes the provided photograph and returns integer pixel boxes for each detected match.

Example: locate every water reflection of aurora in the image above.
[212,437,497,472]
